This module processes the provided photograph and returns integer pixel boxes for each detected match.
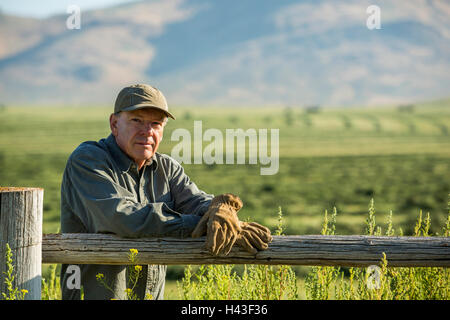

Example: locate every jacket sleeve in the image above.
[62,146,200,238]
[166,157,213,217]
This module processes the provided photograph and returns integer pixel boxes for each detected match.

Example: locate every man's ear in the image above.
[110,113,119,136]
[160,117,167,142]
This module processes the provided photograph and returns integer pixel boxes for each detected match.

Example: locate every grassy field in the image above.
[1,100,449,291]
[1,100,449,233]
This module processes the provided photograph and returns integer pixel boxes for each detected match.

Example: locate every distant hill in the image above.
[0,0,449,107]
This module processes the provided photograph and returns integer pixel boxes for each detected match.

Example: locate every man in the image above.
[60,84,271,300]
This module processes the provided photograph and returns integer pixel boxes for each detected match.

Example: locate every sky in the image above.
[0,0,138,18]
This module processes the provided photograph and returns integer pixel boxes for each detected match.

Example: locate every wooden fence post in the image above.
[0,187,43,300]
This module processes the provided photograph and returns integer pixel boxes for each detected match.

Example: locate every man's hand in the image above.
[192,194,272,256]
[191,193,242,255]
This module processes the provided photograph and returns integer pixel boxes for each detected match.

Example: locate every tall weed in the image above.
[179,198,450,300]
[34,197,450,300]
[1,244,28,300]
[178,207,299,300]
[306,199,450,300]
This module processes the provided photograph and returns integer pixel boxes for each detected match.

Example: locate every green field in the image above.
[0,100,450,299]
[1,100,449,235]
[1,100,450,292]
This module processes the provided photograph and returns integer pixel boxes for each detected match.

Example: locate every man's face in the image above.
[110,108,166,168]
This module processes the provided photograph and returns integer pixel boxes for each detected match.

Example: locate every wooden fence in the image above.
[1,188,450,300]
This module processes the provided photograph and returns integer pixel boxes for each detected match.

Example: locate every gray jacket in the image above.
[60,134,212,300]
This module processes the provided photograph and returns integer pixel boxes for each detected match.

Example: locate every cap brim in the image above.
[121,103,176,120]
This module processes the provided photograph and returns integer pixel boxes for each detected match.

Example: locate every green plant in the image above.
[96,248,152,300]
[178,201,450,300]
[305,199,450,300]
[41,264,61,300]
[2,243,28,300]
[305,207,340,300]
[178,207,299,300]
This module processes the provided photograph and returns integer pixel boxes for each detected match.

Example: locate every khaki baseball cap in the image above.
[114,84,175,119]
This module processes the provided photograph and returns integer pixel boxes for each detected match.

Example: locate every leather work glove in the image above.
[191,193,243,256]
[235,221,273,255]
[192,194,272,255]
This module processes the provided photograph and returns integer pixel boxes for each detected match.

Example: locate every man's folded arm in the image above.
[166,157,213,217]
[63,151,200,238]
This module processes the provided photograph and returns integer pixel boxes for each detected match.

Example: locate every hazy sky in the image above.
[0,0,138,18]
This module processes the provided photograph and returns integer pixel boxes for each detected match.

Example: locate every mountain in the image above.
[0,0,449,107]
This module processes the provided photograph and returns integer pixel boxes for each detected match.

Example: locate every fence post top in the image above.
[0,187,44,192]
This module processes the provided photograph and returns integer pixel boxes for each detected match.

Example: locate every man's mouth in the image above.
[136,141,154,147]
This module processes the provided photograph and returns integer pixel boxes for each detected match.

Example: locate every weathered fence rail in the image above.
[42,233,450,268]
[1,188,450,300]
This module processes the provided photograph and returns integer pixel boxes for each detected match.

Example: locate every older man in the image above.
[60,84,271,300]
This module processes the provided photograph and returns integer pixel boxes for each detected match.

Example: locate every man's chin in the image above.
[130,147,150,158]
[139,151,155,160]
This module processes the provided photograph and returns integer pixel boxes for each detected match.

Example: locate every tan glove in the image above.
[235,221,273,254]
[191,193,243,256]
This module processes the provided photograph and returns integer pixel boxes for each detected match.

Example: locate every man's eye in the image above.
[132,118,141,123]
[152,122,162,127]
